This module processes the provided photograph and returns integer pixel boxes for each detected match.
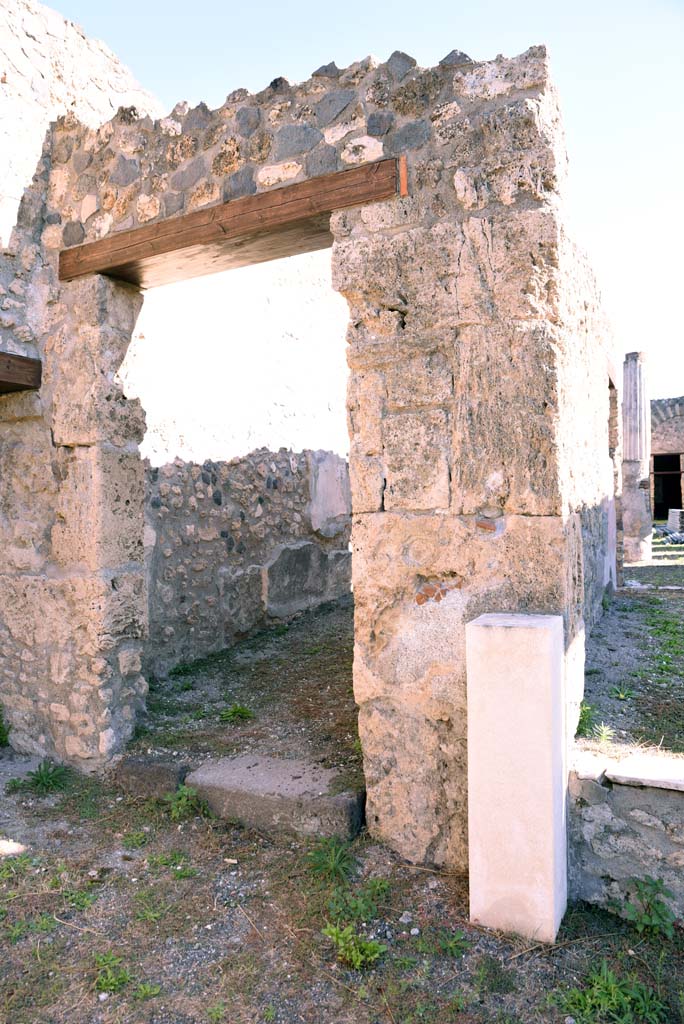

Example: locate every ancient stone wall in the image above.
[144,449,351,676]
[0,43,618,868]
[0,0,161,248]
[652,397,684,455]
[569,758,684,919]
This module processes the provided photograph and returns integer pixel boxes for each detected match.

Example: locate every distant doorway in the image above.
[653,453,683,519]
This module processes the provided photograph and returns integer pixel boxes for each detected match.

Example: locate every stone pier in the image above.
[622,352,652,562]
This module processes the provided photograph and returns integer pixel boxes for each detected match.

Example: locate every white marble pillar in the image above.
[622,352,652,562]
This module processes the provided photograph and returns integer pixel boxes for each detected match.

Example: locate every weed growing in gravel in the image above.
[134,891,170,923]
[592,722,616,745]
[163,784,210,821]
[307,837,356,883]
[263,1007,276,1022]
[610,687,634,701]
[64,887,98,911]
[93,952,132,994]
[576,701,596,737]
[133,982,161,1000]
[327,878,390,923]
[219,703,255,724]
[0,853,33,880]
[474,954,517,995]
[322,922,387,969]
[207,1001,227,1022]
[0,707,9,746]
[622,876,676,939]
[122,830,149,850]
[415,927,471,958]
[6,760,72,795]
[550,959,667,1023]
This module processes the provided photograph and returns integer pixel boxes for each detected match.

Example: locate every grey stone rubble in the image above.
[568,751,684,917]
[144,449,351,676]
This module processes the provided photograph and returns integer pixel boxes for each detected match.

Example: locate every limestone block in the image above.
[307,450,351,538]
[51,446,145,570]
[348,450,385,513]
[186,755,364,839]
[466,613,567,942]
[451,322,562,516]
[382,410,450,511]
[359,700,467,866]
[384,351,453,409]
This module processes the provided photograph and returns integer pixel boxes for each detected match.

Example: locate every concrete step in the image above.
[185,755,364,839]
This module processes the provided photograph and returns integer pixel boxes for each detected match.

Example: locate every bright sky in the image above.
[59,0,684,402]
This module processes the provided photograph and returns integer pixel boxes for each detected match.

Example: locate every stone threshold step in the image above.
[185,755,365,839]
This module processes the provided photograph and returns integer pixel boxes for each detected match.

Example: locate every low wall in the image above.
[568,753,684,919]
[144,448,351,676]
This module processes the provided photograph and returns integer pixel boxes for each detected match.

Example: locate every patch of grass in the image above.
[416,927,471,958]
[6,759,72,795]
[0,706,10,746]
[322,922,387,969]
[474,954,517,995]
[134,890,170,923]
[93,951,132,994]
[122,829,149,850]
[307,837,356,883]
[0,853,34,880]
[576,700,596,738]
[550,959,668,1023]
[219,703,255,724]
[207,1001,227,1022]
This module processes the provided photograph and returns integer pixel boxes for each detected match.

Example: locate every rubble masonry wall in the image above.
[0,44,617,868]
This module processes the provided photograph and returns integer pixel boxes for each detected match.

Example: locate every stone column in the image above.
[622,352,652,562]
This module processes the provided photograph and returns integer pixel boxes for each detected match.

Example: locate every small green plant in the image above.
[592,721,615,745]
[0,853,33,880]
[5,919,29,943]
[327,878,390,923]
[602,591,611,612]
[551,959,667,1023]
[474,954,516,995]
[576,701,596,738]
[122,830,149,850]
[148,850,188,870]
[322,922,387,969]
[307,837,356,883]
[207,1001,227,1022]
[93,951,132,994]
[623,876,676,939]
[7,760,72,795]
[133,982,161,1000]
[435,928,471,958]
[610,686,634,701]
[219,703,255,724]
[0,707,10,746]
[134,891,169,923]
[263,1007,276,1022]
[163,784,209,821]
[64,887,98,911]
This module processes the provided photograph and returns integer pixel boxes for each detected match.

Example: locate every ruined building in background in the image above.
[0,17,621,881]
[651,395,684,521]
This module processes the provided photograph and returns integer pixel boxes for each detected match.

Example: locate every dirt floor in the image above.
[1,557,683,1023]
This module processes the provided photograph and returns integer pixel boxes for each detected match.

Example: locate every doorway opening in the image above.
[653,453,683,520]
[116,246,362,792]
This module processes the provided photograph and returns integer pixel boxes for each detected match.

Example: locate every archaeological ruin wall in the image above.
[144,449,351,677]
[0,42,620,873]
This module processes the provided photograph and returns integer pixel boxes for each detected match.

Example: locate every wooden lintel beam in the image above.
[59,157,408,289]
[0,352,42,394]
